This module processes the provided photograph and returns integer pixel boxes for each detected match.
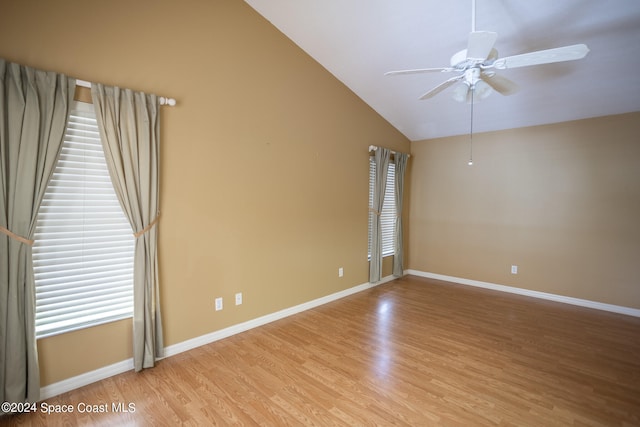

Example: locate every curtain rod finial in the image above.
[159,97,176,106]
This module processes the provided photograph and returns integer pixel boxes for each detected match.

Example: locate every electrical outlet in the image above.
[511,265,518,275]
[338,267,344,277]
[215,297,223,311]
[235,292,242,306]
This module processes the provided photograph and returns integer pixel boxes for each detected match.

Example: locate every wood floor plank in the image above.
[3,275,640,426]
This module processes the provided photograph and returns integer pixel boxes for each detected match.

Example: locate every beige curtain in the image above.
[369,147,391,283]
[91,84,164,371]
[0,59,74,403]
[392,153,409,278]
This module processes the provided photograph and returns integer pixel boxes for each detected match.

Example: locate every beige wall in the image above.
[0,0,410,385]
[409,113,640,308]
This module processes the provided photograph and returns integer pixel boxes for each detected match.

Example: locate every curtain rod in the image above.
[368,145,410,157]
[76,79,176,106]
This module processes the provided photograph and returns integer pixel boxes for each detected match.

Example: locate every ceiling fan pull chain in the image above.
[469,88,474,166]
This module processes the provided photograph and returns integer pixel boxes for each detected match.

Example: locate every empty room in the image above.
[1,0,639,425]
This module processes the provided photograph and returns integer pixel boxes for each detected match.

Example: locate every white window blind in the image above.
[368,157,396,258]
[32,102,135,338]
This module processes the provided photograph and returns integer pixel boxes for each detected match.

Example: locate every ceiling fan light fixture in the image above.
[452,83,470,103]
[474,79,493,101]
[451,79,492,103]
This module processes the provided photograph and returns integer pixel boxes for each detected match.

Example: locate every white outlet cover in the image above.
[235,293,242,305]
[215,297,223,311]
[511,265,518,274]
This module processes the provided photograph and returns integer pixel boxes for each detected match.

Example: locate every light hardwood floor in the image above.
[3,275,640,426]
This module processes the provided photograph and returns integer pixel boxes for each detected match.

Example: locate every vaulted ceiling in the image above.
[245,0,640,141]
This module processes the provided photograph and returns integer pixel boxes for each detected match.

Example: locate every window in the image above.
[32,102,135,338]
[368,156,396,258]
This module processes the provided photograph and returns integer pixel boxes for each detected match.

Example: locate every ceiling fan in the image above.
[385,0,590,103]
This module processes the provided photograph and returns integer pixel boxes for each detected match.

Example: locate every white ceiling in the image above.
[244,0,640,141]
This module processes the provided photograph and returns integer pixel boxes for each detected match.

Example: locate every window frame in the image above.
[368,156,396,259]
[32,101,135,338]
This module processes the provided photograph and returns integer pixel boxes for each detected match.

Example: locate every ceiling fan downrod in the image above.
[471,0,477,33]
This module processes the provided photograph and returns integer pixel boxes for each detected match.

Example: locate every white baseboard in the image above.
[405,269,640,318]
[164,274,396,357]
[40,358,134,400]
[40,275,397,400]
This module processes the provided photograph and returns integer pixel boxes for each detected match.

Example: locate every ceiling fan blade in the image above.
[466,31,498,60]
[385,67,454,76]
[479,73,518,96]
[493,44,589,69]
[419,75,465,100]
